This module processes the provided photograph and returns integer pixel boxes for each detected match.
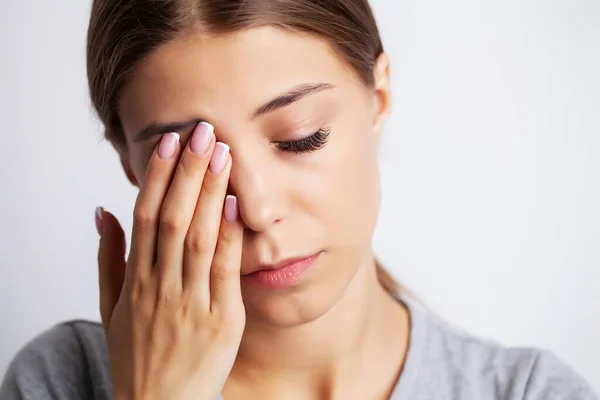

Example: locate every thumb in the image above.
[96,207,126,331]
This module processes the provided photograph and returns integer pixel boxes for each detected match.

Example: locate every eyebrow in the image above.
[133,118,203,143]
[250,82,335,119]
[133,82,335,143]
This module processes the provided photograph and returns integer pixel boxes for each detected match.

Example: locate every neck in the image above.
[229,257,410,398]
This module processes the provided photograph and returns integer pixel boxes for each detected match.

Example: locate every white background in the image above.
[1,0,598,391]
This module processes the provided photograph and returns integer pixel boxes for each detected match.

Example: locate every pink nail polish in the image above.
[224,195,238,223]
[158,132,180,160]
[95,207,104,236]
[209,142,230,175]
[190,122,213,155]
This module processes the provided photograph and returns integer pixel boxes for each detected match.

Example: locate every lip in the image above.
[243,252,322,289]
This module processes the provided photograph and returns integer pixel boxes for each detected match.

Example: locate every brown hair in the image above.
[86,0,401,296]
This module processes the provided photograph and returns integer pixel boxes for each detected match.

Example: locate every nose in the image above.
[229,153,286,233]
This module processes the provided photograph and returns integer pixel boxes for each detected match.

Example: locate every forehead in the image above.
[118,26,359,138]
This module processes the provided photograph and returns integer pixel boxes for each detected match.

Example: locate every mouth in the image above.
[242,251,323,289]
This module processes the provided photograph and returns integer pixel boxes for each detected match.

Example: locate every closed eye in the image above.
[274,127,330,153]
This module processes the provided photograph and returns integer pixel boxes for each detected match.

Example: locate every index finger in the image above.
[128,132,181,280]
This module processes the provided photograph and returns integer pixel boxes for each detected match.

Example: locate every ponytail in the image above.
[375,258,402,295]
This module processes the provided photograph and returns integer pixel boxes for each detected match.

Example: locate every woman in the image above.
[1,0,597,399]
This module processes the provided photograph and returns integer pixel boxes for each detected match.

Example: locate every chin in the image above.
[240,251,362,328]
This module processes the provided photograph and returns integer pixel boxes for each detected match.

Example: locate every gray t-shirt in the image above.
[1,299,597,399]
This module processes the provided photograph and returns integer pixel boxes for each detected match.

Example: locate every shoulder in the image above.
[400,300,598,400]
[0,320,112,400]
[523,350,598,400]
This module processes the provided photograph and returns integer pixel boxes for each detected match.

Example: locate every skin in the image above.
[113,26,410,400]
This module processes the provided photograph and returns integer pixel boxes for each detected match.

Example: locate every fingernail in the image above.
[224,195,238,223]
[190,122,213,156]
[209,142,230,175]
[158,132,180,160]
[95,207,104,236]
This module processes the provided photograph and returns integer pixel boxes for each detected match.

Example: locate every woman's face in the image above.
[117,26,391,327]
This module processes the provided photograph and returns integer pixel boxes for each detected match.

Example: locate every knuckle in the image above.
[212,260,238,285]
[126,275,146,304]
[200,175,221,197]
[133,207,155,230]
[159,209,186,236]
[122,277,156,319]
[185,228,215,255]
[218,225,238,245]
[175,157,194,177]
[216,258,239,275]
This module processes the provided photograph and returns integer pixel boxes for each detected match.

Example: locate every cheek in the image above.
[128,147,154,185]
[313,118,381,245]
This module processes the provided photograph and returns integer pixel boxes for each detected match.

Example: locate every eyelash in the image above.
[274,127,331,154]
